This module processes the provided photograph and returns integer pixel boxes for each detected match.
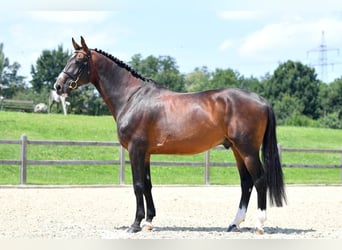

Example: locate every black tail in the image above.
[262,105,286,207]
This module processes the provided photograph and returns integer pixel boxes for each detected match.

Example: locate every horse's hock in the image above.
[0,185,340,239]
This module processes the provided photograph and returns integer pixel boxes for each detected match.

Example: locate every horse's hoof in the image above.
[142,221,154,231]
[255,227,264,235]
[127,226,141,233]
[227,224,240,232]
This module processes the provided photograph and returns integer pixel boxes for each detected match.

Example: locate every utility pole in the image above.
[307,30,340,83]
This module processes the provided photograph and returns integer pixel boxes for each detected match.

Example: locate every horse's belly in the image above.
[149,132,224,155]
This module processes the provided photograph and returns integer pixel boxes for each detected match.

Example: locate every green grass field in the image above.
[0,111,341,185]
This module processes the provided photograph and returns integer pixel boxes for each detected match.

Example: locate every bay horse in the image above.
[54,37,286,234]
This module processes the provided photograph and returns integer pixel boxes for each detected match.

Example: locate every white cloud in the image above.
[28,11,113,24]
[218,40,234,52]
[221,0,342,12]
[237,17,342,61]
[218,10,262,21]
[3,0,117,11]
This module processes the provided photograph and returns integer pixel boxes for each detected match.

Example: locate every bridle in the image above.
[62,50,91,90]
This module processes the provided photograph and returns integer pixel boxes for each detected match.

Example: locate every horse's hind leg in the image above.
[241,150,267,234]
[227,148,253,232]
[246,153,267,234]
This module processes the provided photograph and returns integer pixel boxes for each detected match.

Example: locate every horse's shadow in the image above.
[262,227,315,235]
[155,226,315,235]
[117,226,315,235]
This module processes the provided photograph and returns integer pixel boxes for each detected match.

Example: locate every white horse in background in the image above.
[49,90,70,115]
[34,103,48,113]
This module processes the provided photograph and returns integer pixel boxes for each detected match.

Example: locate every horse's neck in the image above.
[93,60,144,120]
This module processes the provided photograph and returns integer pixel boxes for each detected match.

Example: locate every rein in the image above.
[63,50,91,90]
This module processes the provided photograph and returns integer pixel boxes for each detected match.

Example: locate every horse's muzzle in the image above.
[54,82,61,93]
[54,81,70,97]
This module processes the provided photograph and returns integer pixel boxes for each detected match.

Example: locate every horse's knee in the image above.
[133,182,145,195]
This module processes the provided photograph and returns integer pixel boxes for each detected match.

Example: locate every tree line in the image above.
[0,43,341,129]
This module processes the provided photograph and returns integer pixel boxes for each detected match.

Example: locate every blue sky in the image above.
[1,0,342,83]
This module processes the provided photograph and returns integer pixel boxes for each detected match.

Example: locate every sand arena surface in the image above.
[0,185,341,239]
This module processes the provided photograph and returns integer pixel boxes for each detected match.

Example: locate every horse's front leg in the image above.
[127,146,148,233]
[142,156,156,230]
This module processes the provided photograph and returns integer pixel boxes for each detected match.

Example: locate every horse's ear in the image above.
[80,36,89,52]
[72,37,81,50]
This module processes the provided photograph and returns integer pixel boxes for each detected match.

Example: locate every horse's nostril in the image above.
[54,84,63,95]
[55,84,62,92]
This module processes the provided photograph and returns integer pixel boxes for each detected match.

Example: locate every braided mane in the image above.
[93,48,149,82]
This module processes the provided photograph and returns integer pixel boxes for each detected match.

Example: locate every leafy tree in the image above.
[0,43,26,98]
[129,54,158,78]
[30,45,71,93]
[68,85,110,116]
[210,68,240,90]
[318,83,329,117]
[318,79,342,128]
[320,112,342,129]
[285,111,317,127]
[129,54,186,92]
[319,79,342,116]
[264,60,321,119]
[238,75,263,94]
[185,67,264,94]
[185,66,211,92]
[273,94,304,125]
[185,67,264,93]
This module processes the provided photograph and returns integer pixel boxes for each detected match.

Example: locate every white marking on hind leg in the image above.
[142,220,154,231]
[255,209,267,234]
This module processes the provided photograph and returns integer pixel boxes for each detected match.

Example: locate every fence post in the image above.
[277,143,283,166]
[204,150,210,185]
[340,146,342,183]
[119,145,125,185]
[20,134,27,185]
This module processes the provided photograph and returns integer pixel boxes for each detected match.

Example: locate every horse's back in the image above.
[144,88,269,154]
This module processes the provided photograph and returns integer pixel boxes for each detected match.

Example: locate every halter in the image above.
[62,50,91,90]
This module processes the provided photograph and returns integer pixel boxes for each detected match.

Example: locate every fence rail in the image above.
[0,134,341,185]
[0,99,34,112]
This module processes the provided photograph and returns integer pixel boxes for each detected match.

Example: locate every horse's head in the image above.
[54,36,91,96]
